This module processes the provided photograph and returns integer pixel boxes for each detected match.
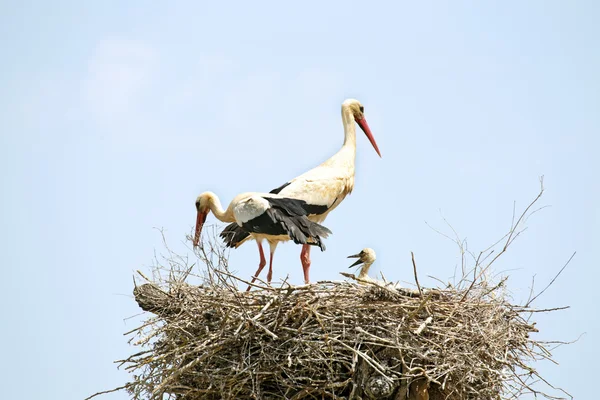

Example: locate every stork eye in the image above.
[359,106,364,113]
[195,201,200,209]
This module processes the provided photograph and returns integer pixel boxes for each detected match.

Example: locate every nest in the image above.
[92,181,570,400]
[110,234,569,400]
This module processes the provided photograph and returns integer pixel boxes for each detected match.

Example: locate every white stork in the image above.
[193,191,331,289]
[222,98,381,284]
[347,248,377,283]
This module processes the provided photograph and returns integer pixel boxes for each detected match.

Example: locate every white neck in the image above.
[358,263,373,279]
[207,194,234,222]
[341,106,357,149]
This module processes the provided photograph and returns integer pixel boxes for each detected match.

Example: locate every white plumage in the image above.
[221,98,381,285]
[269,98,381,282]
[193,191,331,290]
[233,195,271,224]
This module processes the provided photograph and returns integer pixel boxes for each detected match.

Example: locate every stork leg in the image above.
[300,244,312,284]
[266,241,278,284]
[246,240,267,292]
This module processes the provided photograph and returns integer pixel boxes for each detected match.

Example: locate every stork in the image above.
[193,191,331,289]
[347,248,377,283]
[222,98,381,284]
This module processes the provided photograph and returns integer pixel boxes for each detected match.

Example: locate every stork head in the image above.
[342,98,381,157]
[347,248,377,268]
[193,192,215,247]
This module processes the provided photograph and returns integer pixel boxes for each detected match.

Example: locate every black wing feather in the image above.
[220,222,250,248]
[270,182,334,217]
[267,196,330,218]
[269,182,291,194]
[240,196,332,251]
[302,203,330,215]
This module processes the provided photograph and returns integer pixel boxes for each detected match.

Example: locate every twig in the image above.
[414,316,433,335]
[461,177,546,302]
[411,251,423,298]
[526,252,576,307]
[84,384,131,400]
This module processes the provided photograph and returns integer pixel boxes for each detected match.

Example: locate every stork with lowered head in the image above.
[193,191,331,289]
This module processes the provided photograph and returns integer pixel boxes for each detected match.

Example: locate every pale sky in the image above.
[1,1,598,399]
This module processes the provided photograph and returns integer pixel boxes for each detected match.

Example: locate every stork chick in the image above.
[347,248,376,283]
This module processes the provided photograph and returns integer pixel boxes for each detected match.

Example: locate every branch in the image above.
[411,251,423,298]
[84,384,131,400]
[526,252,576,307]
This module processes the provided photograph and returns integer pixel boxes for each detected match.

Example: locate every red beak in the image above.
[193,210,208,247]
[355,117,381,157]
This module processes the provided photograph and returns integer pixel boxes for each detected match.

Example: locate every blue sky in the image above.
[1,1,598,398]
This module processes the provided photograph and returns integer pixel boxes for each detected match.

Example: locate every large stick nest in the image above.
[116,243,568,399]
[104,181,570,400]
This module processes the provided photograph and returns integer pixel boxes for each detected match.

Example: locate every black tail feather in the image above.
[269,209,331,251]
[220,222,251,248]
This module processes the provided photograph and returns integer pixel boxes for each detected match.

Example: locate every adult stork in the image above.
[222,98,381,284]
[193,191,331,289]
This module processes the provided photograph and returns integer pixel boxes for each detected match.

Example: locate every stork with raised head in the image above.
[347,248,376,283]
[222,98,381,284]
[193,191,331,289]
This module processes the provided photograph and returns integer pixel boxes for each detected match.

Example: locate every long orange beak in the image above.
[356,117,381,157]
[193,210,208,247]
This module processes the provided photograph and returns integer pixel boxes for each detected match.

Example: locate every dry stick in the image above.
[408,292,433,319]
[84,384,131,400]
[526,251,576,307]
[486,177,545,270]
[136,269,152,283]
[331,339,393,383]
[414,316,433,335]
[460,178,545,302]
[214,267,271,291]
[526,275,537,308]
[441,214,466,277]
[411,251,423,298]
[339,272,414,298]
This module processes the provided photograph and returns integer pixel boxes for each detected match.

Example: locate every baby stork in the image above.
[347,248,377,284]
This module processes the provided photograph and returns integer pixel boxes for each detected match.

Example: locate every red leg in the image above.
[266,241,277,284]
[246,240,266,291]
[266,251,274,283]
[300,244,312,284]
